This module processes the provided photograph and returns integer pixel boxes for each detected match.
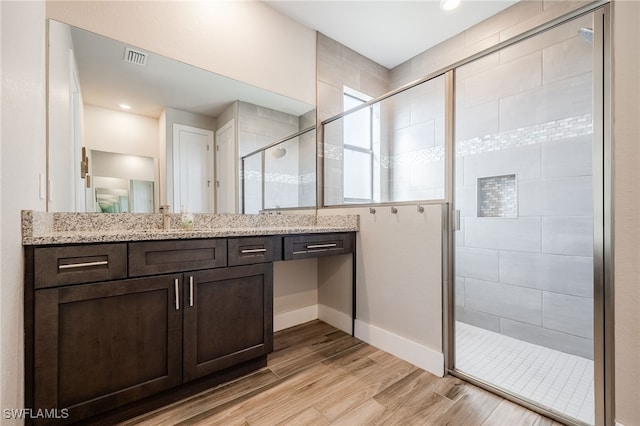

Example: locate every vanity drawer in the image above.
[283,233,354,260]
[128,239,227,277]
[228,236,282,266]
[34,244,127,289]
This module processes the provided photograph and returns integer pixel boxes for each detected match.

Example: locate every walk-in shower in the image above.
[318,6,609,424]
[452,9,607,425]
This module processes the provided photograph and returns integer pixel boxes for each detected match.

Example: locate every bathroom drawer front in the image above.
[34,243,127,289]
[283,233,354,260]
[228,236,282,266]
[128,239,227,277]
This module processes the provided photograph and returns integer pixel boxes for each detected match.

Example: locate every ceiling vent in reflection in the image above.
[124,47,148,66]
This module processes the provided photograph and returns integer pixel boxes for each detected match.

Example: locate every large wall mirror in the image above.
[47,19,316,214]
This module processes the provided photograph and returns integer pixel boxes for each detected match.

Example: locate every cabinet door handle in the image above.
[241,248,267,254]
[189,276,194,307]
[58,260,108,270]
[306,243,337,249]
[174,278,180,310]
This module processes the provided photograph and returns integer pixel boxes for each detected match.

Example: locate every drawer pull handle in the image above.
[306,243,338,249]
[189,276,194,307]
[241,248,267,254]
[58,260,108,270]
[174,279,180,310]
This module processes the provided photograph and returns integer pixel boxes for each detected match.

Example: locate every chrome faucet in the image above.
[159,205,171,230]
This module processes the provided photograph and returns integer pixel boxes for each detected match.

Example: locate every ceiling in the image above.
[67,1,519,119]
[264,0,519,69]
[68,24,314,119]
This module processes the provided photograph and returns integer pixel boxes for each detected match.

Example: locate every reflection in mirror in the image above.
[242,125,316,214]
[240,106,317,214]
[323,75,445,206]
[95,181,154,213]
[47,19,316,213]
[90,150,157,213]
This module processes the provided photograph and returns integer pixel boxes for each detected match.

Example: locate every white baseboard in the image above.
[273,305,318,332]
[354,319,445,377]
[616,422,627,426]
[318,304,352,335]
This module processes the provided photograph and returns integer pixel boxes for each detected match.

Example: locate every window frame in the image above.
[342,88,374,203]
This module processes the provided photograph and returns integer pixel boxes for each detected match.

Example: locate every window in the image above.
[323,76,446,207]
[343,88,373,203]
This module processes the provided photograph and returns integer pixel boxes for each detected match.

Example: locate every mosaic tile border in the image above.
[323,113,593,168]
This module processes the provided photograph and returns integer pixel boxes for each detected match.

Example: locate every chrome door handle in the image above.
[189,276,194,307]
[241,248,267,254]
[174,278,180,310]
[307,243,337,249]
[58,260,108,270]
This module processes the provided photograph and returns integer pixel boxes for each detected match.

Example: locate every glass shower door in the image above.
[453,12,599,425]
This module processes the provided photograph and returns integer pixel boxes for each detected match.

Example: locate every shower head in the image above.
[579,27,593,43]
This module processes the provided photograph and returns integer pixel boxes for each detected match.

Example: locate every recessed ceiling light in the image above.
[119,104,132,110]
[440,0,461,11]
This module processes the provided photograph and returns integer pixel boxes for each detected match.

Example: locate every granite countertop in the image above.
[22,211,359,246]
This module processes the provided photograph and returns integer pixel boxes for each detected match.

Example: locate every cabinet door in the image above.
[34,275,183,422]
[183,264,273,382]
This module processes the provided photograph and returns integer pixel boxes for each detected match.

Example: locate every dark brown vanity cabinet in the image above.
[25,239,274,424]
[183,264,273,382]
[32,274,184,422]
[24,233,353,424]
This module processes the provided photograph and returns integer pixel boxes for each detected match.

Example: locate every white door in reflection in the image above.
[173,124,214,213]
[130,180,154,213]
[215,120,236,214]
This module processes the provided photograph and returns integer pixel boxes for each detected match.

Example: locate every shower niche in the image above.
[476,174,517,218]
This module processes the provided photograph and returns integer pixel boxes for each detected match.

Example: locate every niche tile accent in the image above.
[477,174,517,217]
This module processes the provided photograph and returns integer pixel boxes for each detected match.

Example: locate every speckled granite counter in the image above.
[22,211,359,245]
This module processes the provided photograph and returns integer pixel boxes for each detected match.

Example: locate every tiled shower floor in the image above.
[455,322,594,425]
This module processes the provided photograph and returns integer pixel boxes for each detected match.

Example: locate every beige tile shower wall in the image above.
[390,0,597,89]
[317,33,391,122]
[454,14,595,359]
[386,76,446,201]
[317,33,391,204]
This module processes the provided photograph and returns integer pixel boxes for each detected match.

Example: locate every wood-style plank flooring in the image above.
[121,320,562,426]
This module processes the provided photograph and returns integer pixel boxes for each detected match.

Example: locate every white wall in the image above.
[92,151,156,182]
[612,1,640,424]
[273,259,319,332]
[318,205,444,376]
[0,0,47,422]
[47,19,76,212]
[46,1,316,106]
[84,104,160,158]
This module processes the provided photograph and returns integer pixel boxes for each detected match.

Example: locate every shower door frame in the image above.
[443,4,613,426]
